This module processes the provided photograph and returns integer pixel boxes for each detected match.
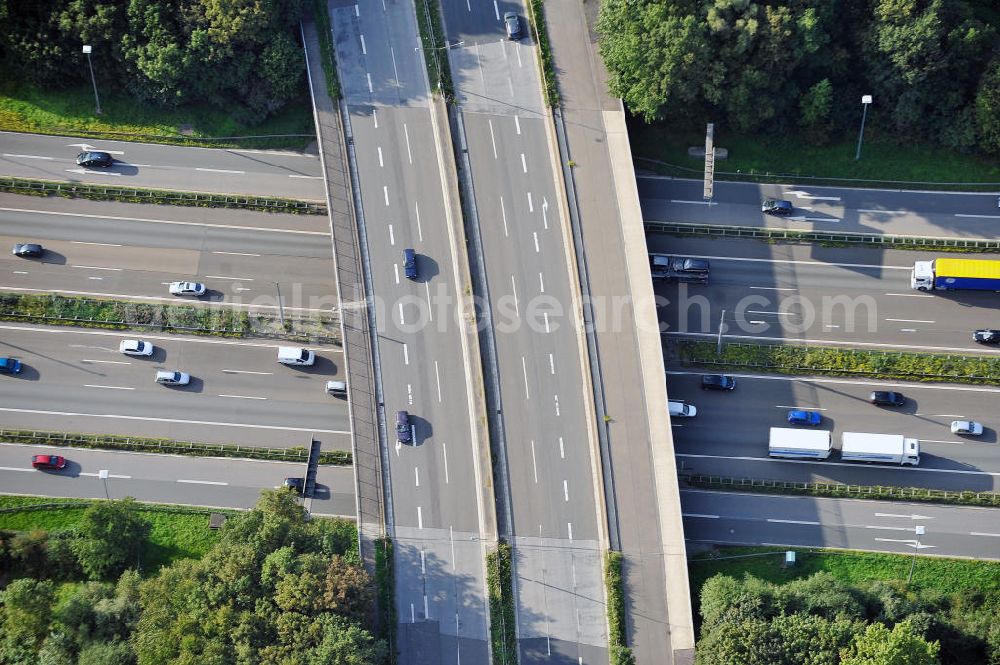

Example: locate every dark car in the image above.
[403,248,417,280]
[973,329,1000,344]
[76,151,114,168]
[0,358,22,375]
[395,410,413,444]
[870,390,905,406]
[504,11,522,40]
[674,258,710,274]
[701,374,736,391]
[32,455,66,470]
[12,243,43,258]
[282,477,304,494]
[761,199,793,215]
[787,410,822,426]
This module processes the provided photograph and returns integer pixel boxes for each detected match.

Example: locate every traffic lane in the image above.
[0,132,325,201]
[449,38,546,117]
[666,371,1000,473]
[681,490,1000,560]
[0,444,356,514]
[638,176,1000,238]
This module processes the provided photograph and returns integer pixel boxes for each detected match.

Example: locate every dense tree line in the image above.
[598,0,1000,153]
[0,492,384,664]
[0,0,306,125]
[694,571,1000,665]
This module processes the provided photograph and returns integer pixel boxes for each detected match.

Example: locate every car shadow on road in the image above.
[414,254,440,283]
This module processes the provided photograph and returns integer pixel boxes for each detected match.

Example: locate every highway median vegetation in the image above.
[312,0,342,100]
[680,340,1000,386]
[374,537,398,663]
[486,540,517,664]
[604,551,635,665]
[527,0,559,107]
[414,0,454,99]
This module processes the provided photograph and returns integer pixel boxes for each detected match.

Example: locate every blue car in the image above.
[787,410,821,426]
[0,358,22,375]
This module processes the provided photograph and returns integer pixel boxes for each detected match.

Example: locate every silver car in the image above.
[120,339,154,357]
[168,281,206,296]
[155,370,190,386]
[950,420,983,436]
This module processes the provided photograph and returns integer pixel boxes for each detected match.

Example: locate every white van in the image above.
[325,380,347,397]
[277,346,315,366]
[668,399,697,418]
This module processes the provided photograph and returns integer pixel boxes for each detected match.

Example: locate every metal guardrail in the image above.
[684,473,1000,506]
[644,220,1000,251]
[0,177,326,214]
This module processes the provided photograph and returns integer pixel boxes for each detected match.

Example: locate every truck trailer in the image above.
[768,427,832,460]
[841,432,920,466]
[910,257,1000,292]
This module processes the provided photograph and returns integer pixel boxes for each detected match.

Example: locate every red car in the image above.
[32,455,66,470]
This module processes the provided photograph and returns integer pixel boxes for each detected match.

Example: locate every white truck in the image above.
[768,427,832,460]
[841,432,920,466]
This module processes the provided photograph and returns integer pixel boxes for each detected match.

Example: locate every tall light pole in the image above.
[82,45,102,115]
[855,94,872,161]
[907,525,925,584]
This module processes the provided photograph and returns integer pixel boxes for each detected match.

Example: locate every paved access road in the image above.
[682,490,1000,561]
[331,0,491,661]
[667,371,1000,492]
[0,324,350,448]
[0,443,356,516]
[650,236,1000,353]
[1,197,336,314]
[443,2,608,663]
[0,131,325,201]
[638,176,1000,239]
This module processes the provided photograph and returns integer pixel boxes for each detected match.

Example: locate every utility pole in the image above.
[82,45,102,115]
[274,282,286,327]
[907,525,926,584]
[855,95,872,161]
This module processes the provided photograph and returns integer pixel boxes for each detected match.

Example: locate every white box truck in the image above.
[768,427,832,460]
[841,432,920,466]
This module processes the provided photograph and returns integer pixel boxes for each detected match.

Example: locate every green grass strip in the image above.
[1,429,351,466]
[604,552,635,665]
[375,538,397,664]
[684,474,999,508]
[313,0,342,100]
[414,0,454,99]
[679,340,1000,385]
[486,541,517,663]
[0,176,325,214]
[527,0,559,107]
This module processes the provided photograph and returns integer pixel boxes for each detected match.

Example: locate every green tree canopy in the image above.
[71,498,151,581]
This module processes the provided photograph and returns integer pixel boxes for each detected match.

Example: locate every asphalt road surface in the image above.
[682,490,1000,561]
[639,176,1000,239]
[331,0,491,660]
[444,1,608,662]
[649,236,1000,353]
[0,323,350,448]
[0,131,326,201]
[667,371,1000,492]
[0,443,356,516]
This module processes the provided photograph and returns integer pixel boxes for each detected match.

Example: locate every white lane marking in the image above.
[530,440,538,483]
[543,312,550,333]
[12,271,28,274]
[554,394,560,416]
[403,343,409,365]
[389,224,395,245]
[858,209,908,214]
[774,405,827,411]
[563,480,569,501]
[0,467,34,473]
[3,153,54,160]
[500,196,509,237]
[360,34,367,54]
[410,604,415,623]
[539,272,545,293]
[84,384,134,390]
[434,361,442,402]
[287,174,323,179]
[514,115,521,134]
[567,522,573,540]
[527,191,534,212]
[420,549,426,574]
[885,292,934,298]
[682,513,721,519]
[424,595,429,621]
[919,439,964,445]
[177,479,228,486]
[383,185,389,206]
[66,168,120,176]
[767,518,820,526]
[745,310,797,317]
[417,506,423,529]
[212,251,261,257]
[71,241,122,247]
[72,265,122,271]
[520,153,527,173]
[669,199,714,205]
[425,282,433,321]
[789,191,841,201]
[390,46,401,84]
[81,359,130,365]
[443,443,450,483]
[377,146,383,167]
[919,413,966,418]
[749,286,796,291]
[205,275,253,281]
[488,119,498,159]
[195,167,245,175]
[372,109,378,128]
[415,467,420,487]
[355,5,359,17]
[886,318,934,323]
[533,232,539,252]
[0,406,349,434]
[398,302,406,325]
[549,353,555,375]
[511,275,520,316]
[79,471,130,479]
[507,76,514,98]
[972,531,1000,537]
[218,394,267,400]
[665,369,1000,394]
[956,213,1000,219]
[222,369,272,375]
[367,72,373,93]
[403,123,413,164]
[516,46,522,68]
[0,207,327,236]
[415,201,423,241]
[394,263,400,284]
[407,383,413,405]
[541,197,549,229]
[559,437,565,458]
[521,356,530,399]
[466,0,471,10]
[900,328,917,332]
[493,0,499,19]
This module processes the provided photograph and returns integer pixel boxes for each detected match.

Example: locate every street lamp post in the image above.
[907,525,926,584]
[82,45,102,115]
[274,282,286,327]
[855,94,872,161]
